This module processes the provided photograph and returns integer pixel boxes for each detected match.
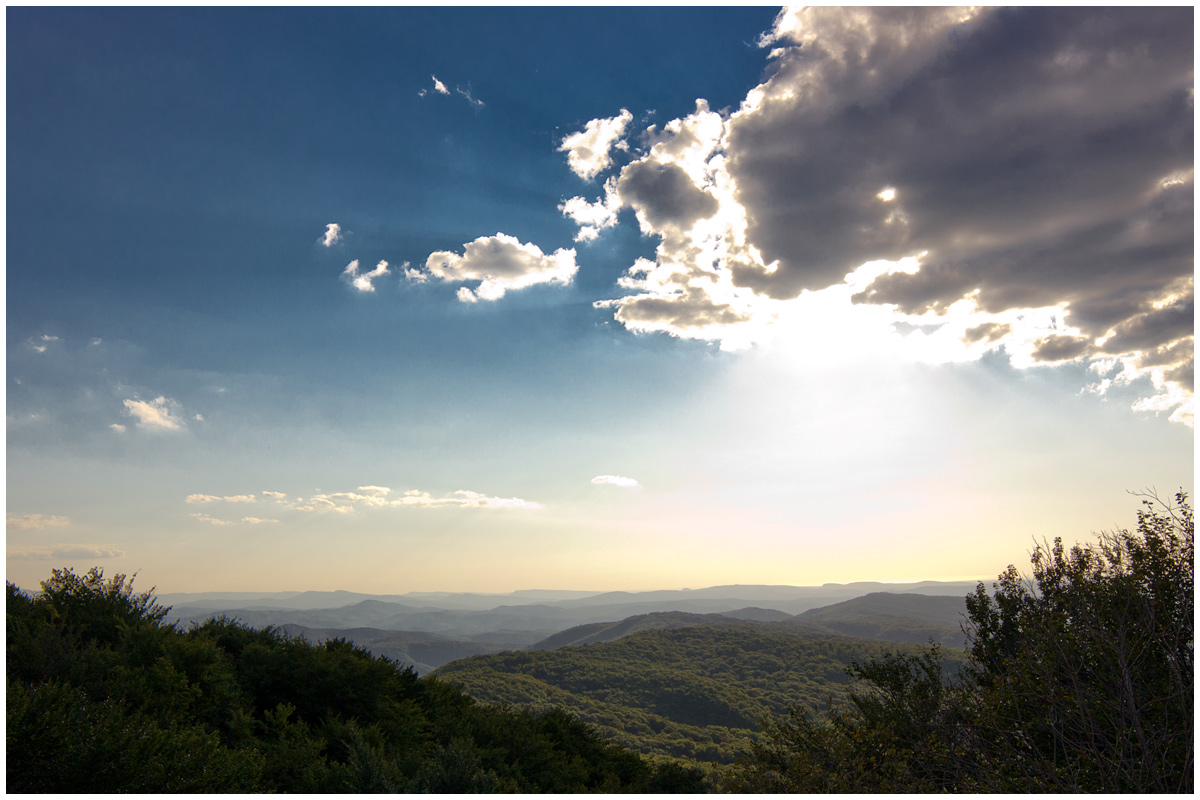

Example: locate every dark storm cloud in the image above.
[963,322,1011,346]
[730,7,1192,296]
[1032,335,1092,363]
[617,161,720,231]
[724,6,1192,400]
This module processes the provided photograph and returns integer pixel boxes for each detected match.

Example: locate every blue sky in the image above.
[7,7,1194,593]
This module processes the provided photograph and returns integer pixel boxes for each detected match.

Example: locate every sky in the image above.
[6,6,1194,594]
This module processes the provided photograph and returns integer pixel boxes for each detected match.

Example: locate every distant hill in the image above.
[795,592,970,647]
[529,611,836,651]
[275,625,532,674]
[434,622,966,765]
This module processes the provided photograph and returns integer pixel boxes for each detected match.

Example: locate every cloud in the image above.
[425,74,450,95]
[559,109,633,180]
[186,494,257,504]
[590,475,642,489]
[389,490,543,510]
[420,234,577,302]
[28,334,60,353]
[617,160,719,232]
[191,512,278,526]
[207,484,545,514]
[7,513,70,531]
[559,178,622,242]
[419,75,483,108]
[321,223,342,247]
[730,7,1192,415]
[190,512,234,526]
[342,259,391,292]
[568,7,1192,420]
[402,263,427,283]
[456,86,485,109]
[110,423,127,433]
[123,396,185,431]
[8,543,124,561]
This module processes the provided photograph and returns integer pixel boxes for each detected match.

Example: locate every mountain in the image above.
[275,625,533,674]
[433,622,966,765]
[794,592,970,647]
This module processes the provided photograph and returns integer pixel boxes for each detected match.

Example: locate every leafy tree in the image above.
[735,490,1194,793]
[8,566,708,793]
[964,490,1193,792]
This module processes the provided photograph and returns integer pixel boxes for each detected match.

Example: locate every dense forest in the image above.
[433,623,962,766]
[6,570,705,792]
[7,491,1192,792]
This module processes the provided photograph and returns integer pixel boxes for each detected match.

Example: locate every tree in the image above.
[735,490,1194,793]
[964,490,1193,792]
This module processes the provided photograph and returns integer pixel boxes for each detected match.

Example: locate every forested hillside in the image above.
[794,592,968,646]
[6,569,705,793]
[434,624,964,765]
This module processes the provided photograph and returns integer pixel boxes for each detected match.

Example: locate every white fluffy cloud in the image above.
[8,543,124,560]
[321,223,342,247]
[559,109,633,180]
[565,7,1192,422]
[7,513,70,531]
[342,259,391,292]
[420,234,577,302]
[559,178,622,242]
[590,475,642,489]
[123,396,186,431]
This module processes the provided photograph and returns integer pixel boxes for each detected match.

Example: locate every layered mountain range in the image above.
[160,581,978,674]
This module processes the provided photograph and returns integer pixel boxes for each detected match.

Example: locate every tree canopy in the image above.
[7,567,706,793]
[736,491,1194,793]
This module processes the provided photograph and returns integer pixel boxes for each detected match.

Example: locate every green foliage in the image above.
[734,490,1194,793]
[962,490,1194,792]
[7,567,706,793]
[434,624,959,769]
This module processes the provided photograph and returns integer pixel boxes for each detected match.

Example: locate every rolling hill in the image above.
[433,620,966,765]
[794,592,970,646]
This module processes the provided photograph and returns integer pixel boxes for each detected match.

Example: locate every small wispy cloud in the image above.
[28,334,60,353]
[189,484,543,515]
[418,75,484,108]
[190,512,234,526]
[342,259,391,292]
[186,494,257,504]
[456,85,484,109]
[418,74,450,96]
[8,543,124,561]
[7,513,70,531]
[591,475,642,489]
[123,396,186,431]
[190,512,278,526]
[110,423,127,433]
[321,223,342,247]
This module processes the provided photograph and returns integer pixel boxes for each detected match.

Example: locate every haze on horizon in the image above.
[6,7,1194,595]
